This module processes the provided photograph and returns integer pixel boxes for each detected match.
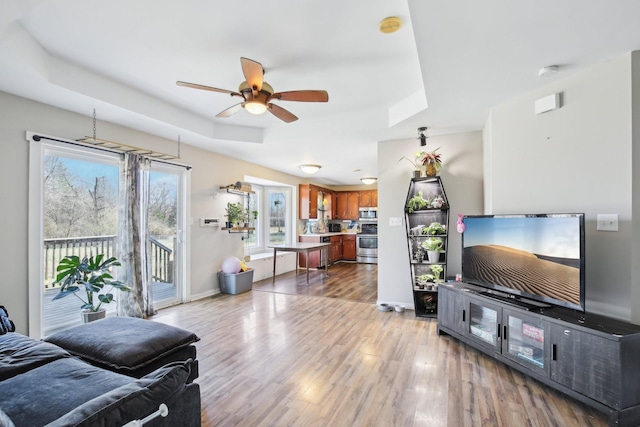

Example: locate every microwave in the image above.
[358,207,377,221]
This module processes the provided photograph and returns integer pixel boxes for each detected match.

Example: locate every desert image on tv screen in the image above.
[462,216,581,306]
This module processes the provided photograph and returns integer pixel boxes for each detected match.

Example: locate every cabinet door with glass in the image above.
[467,298,502,351]
[502,308,550,376]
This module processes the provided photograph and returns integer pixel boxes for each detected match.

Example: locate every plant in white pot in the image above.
[421,237,444,263]
[52,254,130,323]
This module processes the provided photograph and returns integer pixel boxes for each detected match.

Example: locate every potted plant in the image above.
[430,264,444,284]
[398,152,425,178]
[407,191,430,213]
[420,148,442,177]
[52,254,130,323]
[415,273,434,289]
[225,202,243,228]
[424,222,446,235]
[421,237,443,263]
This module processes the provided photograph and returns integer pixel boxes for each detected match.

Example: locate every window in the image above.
[244,181,293,255]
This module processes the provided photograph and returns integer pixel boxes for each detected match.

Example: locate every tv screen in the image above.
[462,213,585,311]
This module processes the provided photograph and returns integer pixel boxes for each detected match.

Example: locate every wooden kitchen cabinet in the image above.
[330,235,342,264]
[299,184,319,219]
[298,235,327,268]
[336,192,359,220]
[342,234,356,261]
[359,190,378,207]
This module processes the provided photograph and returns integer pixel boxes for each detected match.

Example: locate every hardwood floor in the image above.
[150,263,608,427]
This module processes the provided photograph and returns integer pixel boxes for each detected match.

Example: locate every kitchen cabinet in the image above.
[404,177,449,317]
[438,282,640,426]
[342,234,356,261]
[359,190,378,207]
[336,192,359,220]
[299,184,319,219]
[298,235,327,268]
[330,235,342,263]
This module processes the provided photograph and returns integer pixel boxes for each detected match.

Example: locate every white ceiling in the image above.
[2,0,640,185]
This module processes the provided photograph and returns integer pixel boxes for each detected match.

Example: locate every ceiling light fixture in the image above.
[538,65,559,78]
[418,126,428,146]
[244,100,268,115]
[360,177,377,185]
[299,164,321,174]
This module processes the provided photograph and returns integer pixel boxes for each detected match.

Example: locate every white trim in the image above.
[27,132,44,338]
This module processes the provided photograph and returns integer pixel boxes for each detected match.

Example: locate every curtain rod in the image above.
[30,133,192,170]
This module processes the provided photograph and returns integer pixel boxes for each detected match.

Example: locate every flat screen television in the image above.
[461,213,585,312]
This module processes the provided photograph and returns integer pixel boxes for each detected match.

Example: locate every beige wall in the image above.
[0,91,301,335]
[486,52,636,320]
[377,131,484,307]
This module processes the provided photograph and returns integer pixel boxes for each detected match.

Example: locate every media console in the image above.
[438,282,640,427]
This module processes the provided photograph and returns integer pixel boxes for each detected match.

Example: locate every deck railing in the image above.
[44,235,172,289]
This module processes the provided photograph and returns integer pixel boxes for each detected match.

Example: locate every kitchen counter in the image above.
[299,231,358,236]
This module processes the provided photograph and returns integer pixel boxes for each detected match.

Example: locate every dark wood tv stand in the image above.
[438,282,640,427]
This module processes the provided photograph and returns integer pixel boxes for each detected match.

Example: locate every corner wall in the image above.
[377,131,484,308]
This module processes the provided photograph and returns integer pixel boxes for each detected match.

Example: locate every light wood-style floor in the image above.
[150,263,608,427]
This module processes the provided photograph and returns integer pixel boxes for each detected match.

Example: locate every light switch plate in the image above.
[597,214,618,231]
[389,217,402,227]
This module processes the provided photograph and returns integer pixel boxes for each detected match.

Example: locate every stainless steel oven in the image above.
[357,223,378,264]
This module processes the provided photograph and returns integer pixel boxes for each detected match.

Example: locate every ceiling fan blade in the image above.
[216,102,244,118]
[240,57,264,94]
[268,103,298,123]
[177,81,243,98]
[270,90,329,103]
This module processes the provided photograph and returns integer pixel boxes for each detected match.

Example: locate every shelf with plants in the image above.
[404,176,449,318]
[221,185,257,235]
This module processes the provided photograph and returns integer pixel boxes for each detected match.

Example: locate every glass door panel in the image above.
[468,301,499,348]
[149,164,185,308]
[42,151,120,336]
[504,309,548,374]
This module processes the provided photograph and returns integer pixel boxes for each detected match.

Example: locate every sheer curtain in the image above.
[117,153,155,317]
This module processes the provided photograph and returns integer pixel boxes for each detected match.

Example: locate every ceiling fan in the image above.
[176,57,329,123]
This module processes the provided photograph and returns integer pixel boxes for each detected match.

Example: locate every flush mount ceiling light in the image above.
[538,65,559,78]
[418,126,428,146]
[379,16,402,34]
[360,177,377,185]
[299,164,321,174]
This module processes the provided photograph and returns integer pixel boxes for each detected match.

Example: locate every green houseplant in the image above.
[52,254,130,322]
[424,222,446,235]
[421,237,444,263]
[225,202,243,228]
[407,191,430,213]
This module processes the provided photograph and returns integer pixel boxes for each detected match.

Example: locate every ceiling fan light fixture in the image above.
[299,164,322,174]
[244,100,267,115]
[360,177,377,185]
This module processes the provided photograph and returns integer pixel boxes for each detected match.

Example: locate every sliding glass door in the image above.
[30,137,188,337]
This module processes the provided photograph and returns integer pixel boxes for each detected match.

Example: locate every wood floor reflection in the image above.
[252,261,378,304]
[151,263,608,427]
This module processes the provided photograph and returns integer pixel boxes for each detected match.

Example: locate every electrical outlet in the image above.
[597,214,618,232]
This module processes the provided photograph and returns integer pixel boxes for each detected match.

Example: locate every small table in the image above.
[269,242,331,284]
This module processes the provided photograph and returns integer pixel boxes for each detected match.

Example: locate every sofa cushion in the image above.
[46,361,191,427]
[0,333,70,381]
[0,357,134,426]
[43,317,199,377]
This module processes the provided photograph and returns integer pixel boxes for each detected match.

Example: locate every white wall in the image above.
[378,132,484,308]
[0,91,301,335]
[485,53,635,320]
